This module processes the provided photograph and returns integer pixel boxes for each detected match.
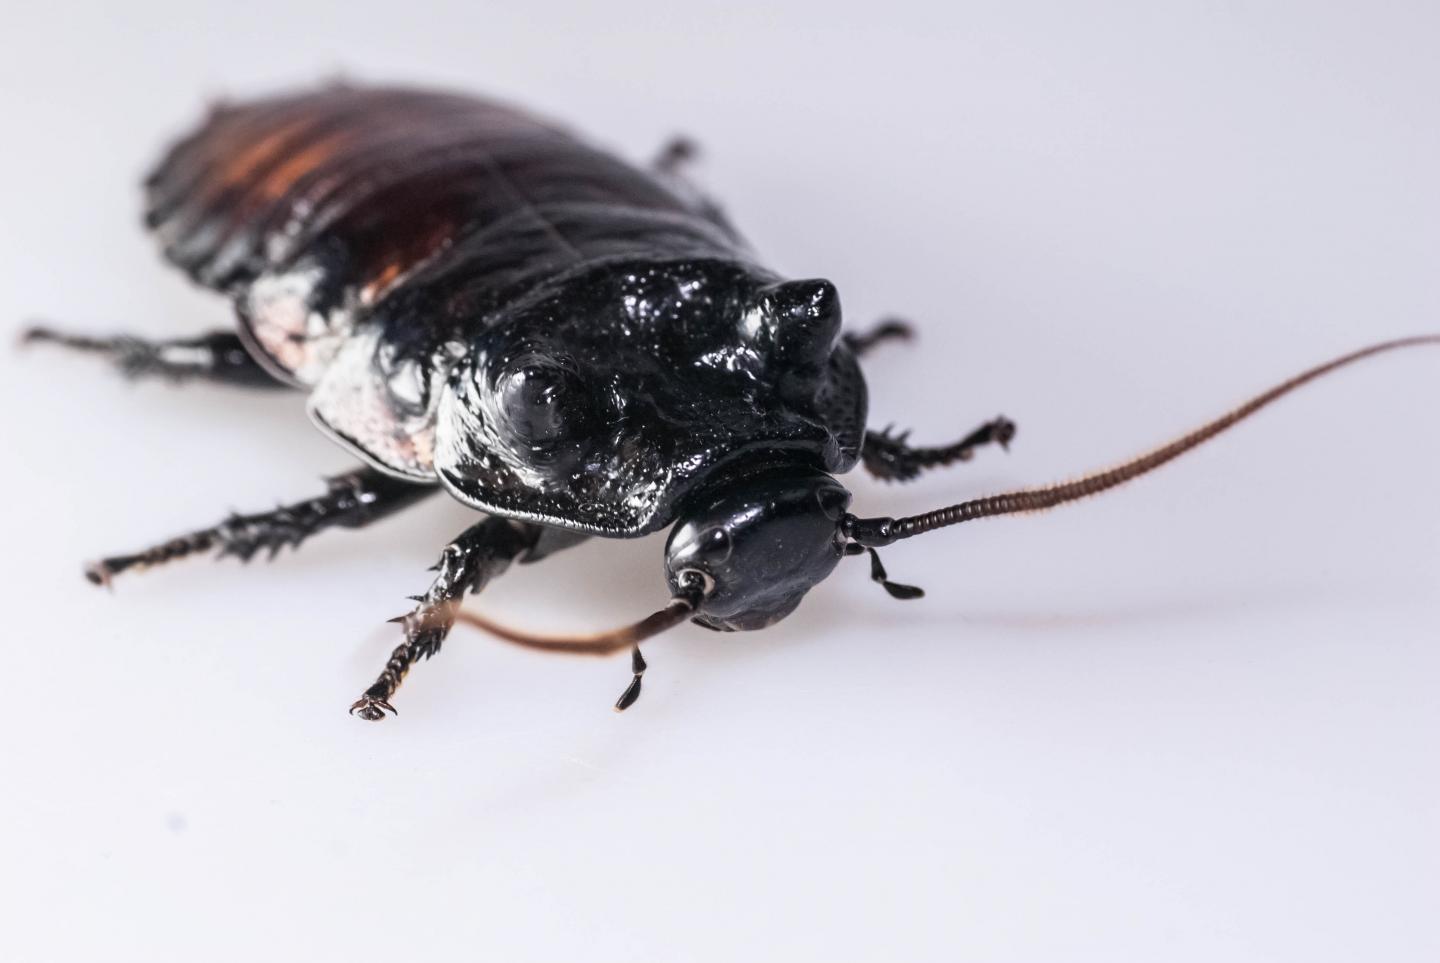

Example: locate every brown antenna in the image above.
[454,572,708,656]
[455,594,698,656]
[845,335,1440,547]
[455,582,706,712]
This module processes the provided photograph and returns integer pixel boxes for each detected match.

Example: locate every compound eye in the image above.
[497,358,589,452]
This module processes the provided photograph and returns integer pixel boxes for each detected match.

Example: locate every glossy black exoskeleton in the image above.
[25,84,1437,721]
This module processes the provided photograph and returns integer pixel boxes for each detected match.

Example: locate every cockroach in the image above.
[23,83,1438,720]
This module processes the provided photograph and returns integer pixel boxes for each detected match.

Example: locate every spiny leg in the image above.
[21,326,285,388]
[351,517,543,721]
[862,416,1017,483]
[843,319,915,357]
[86,467,433,586]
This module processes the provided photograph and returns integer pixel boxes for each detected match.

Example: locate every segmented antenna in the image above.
[454,574,708,655]
[845,335,1440,547]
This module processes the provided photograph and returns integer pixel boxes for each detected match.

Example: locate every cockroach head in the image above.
[663,463,852,631]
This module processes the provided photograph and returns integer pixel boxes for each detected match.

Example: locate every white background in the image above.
[2,2,1437,960]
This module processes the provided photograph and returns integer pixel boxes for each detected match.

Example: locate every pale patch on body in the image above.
[240,264,346,386]
[306,326,442,481]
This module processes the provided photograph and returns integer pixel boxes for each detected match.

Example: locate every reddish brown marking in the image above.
[360,260,407,304]
[254,131,351,203]
[213,115,317,191]
[355,205,465,305]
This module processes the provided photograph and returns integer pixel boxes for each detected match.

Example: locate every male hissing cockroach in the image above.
[24,84,1437,721]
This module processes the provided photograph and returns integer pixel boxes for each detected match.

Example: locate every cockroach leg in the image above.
[652,135,699,175]
[83,468,432,585]
[613,646,647,712]
[349,517,543,721]
[651,135,737,233]
[843,319,916,357]
[20,326,288,389]
[861,416,1016,482]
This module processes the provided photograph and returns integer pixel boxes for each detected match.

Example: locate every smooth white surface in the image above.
[3,3,1437,961]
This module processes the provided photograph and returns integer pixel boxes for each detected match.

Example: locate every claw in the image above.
[83,560,114,590]
[993,416,1017,451]
[349,697,397,721]
[18,325,55,348]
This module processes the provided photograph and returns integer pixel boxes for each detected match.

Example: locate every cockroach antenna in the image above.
[456,575,706,657]
[843,335,1440,551]
[455,573,709,711]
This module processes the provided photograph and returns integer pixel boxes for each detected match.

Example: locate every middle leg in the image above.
[86,467,435,586]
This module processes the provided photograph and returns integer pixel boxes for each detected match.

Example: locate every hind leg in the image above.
[652,135,699,175]
[85,467,433,586]
[22,326,285,388]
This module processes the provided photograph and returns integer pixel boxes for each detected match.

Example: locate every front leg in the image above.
[350,517,544,721]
